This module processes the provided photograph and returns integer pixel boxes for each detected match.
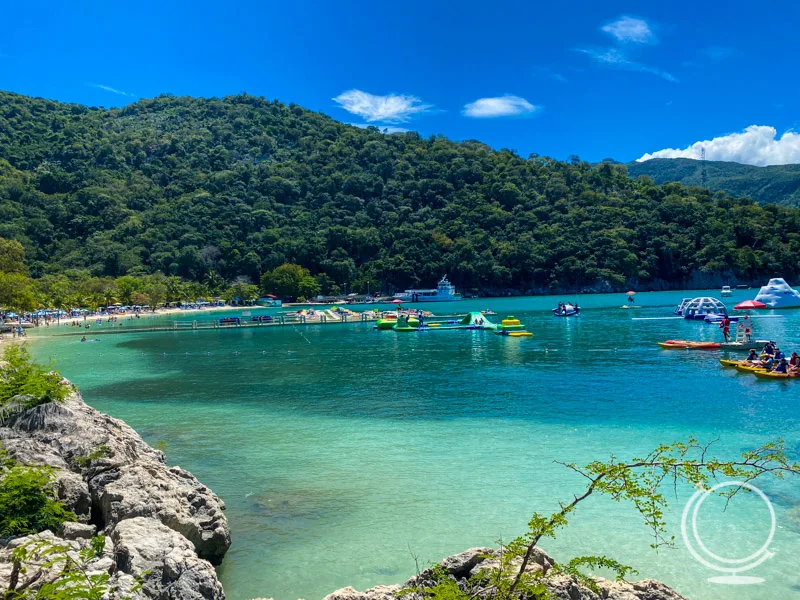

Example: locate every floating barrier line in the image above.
[52,314,379,337]
[631,317,684,321]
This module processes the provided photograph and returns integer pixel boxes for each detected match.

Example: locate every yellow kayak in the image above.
[720,359,741,367]
[753,371,799,380]
[734,364,767,373]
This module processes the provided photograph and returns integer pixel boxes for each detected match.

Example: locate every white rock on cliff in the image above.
[0,387,231,599]
[322,547,688,600]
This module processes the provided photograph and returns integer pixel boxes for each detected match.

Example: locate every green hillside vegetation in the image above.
[1,90,800,300]
[627,158,800,207]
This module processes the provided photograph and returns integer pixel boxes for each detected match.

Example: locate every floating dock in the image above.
[54,312,468,337]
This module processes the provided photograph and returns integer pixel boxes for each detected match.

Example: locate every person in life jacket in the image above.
[719,316,731,342]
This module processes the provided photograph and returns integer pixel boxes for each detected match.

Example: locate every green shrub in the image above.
[0,346,69,412]
[0,461,76,537]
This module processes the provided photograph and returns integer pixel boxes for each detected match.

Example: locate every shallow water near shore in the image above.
[29,290,800,600]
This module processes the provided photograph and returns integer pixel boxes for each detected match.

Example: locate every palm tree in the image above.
[102,287,118,309]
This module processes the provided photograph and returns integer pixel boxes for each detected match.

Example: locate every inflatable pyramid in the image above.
[754,278,800,308]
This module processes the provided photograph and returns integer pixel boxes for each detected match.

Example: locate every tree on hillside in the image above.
[1,91,800,292]
[0,273,37,313]
[260,263,320,300]
[0,238,27,275]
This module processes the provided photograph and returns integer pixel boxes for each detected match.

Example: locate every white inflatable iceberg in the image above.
[754,278,800,308]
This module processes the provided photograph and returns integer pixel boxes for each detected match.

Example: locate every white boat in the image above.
[754,278,800,308]
[721,286,732,297]
[395,276,462,303]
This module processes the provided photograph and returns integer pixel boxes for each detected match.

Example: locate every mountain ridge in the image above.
[1,89,800,293]
[627,157,800,206]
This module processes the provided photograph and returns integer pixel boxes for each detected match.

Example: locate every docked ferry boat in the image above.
[395,276,462,303]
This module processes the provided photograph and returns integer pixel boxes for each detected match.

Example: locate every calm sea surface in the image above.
[28,290,800,600]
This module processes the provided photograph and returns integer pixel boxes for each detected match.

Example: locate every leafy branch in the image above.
[2,535,145,600]
[406,437,799,600]
[508,437,798,593]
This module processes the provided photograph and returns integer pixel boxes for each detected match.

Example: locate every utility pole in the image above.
[700,147,707,188]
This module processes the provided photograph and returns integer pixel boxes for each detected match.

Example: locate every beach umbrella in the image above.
[391,299,403,304]
[734,300,767,310]
[626,291,636,295]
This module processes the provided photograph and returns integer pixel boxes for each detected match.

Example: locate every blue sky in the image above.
[3,1,800,164]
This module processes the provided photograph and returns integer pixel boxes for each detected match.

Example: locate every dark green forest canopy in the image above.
[1,90,799,293]
[628,158,800,208]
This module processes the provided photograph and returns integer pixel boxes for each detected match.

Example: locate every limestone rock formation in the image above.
[0,387,231,599]
[322,547,688,600]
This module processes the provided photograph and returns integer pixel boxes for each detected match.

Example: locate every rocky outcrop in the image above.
[323,547,688,600]
[0,385,231,599]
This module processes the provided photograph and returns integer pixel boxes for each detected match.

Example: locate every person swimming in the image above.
[80,336,87,342]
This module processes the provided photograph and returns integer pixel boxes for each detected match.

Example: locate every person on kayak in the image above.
[774,359,789,374]
[774,347,786,361]
[790,352,800,367]
[719,316,731,342]
[762,342,775,356]
[746,349,759,362]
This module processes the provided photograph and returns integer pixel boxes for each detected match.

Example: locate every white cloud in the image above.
[350,123,409,134]
[601,16,655,44]
[575,47,677,82]
[333,89,433,123]
[463,95,537,118]
[88,83,135,97]
[637,125,800,167]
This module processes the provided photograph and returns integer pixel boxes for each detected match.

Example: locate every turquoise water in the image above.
[28,291,800,600]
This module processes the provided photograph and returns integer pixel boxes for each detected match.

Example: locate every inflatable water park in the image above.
[754,278,800,308]
[374,311,532,336]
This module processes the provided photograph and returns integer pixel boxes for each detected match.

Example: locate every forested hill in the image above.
[627,158,800,207]
[1,90,799,295]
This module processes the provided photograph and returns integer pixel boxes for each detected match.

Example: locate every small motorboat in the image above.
[553,303,580,317]
[721,286,732,297]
